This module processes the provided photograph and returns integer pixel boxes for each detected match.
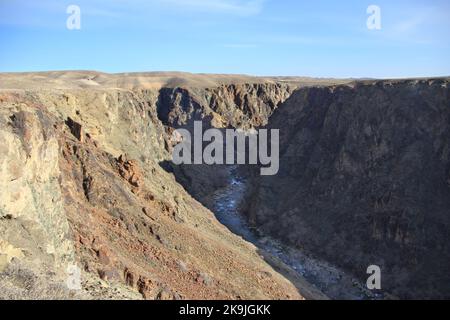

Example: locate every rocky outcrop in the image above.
[4,71,447,300]
[0,108,75,269]
[245,78,450,299]
[156,83,294,129]
[0,74,314,300]
[156,83,296,209]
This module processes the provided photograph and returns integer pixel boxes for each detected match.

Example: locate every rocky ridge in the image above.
[3,72,446,300]
[243,78,450,299]
[0,71,338,300]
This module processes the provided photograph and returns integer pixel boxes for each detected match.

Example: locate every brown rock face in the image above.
[155,83,295,130]
[0,72,317,300]
[3,71,447,300]
[245,79,450,299]
[154,82,298,208]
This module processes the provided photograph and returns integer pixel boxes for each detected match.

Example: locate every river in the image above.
[211,166,385,300]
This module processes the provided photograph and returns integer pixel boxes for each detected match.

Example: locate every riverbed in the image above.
[211,166,384,300]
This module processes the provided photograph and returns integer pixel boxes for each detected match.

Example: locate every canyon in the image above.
[0,71,448,299]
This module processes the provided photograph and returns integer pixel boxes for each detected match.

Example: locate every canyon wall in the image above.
[156,83,294,129]
[0,72,327,299]
[2,72,447,300]
[157,82,297,204]
[244,78,450,299]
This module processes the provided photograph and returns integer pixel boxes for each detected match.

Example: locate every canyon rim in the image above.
[0,71,449,300]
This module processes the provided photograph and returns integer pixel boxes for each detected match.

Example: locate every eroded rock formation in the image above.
[244,79,450,299]
[0,72,330,300]
[2,71,447,300]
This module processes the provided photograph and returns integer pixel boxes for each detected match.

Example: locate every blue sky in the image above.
[0,0,449,78]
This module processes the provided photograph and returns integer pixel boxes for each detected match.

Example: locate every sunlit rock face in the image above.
[0,72,325,300]
[1,71,447,300]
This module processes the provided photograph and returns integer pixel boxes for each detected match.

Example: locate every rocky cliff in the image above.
[3,72,446,300]
[244,78,450,299]
[0,71,335,300]
[156,83,294,129]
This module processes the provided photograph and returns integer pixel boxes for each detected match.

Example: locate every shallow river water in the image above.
[211,166,385,300]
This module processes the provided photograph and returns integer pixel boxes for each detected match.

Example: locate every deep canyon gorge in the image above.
[0,71,449,299]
